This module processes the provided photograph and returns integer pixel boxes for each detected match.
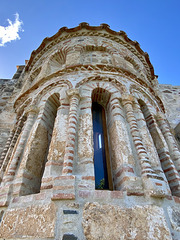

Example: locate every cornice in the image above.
[14,65,165,115]
[14,79,72,110]
[25,23,155,82]
[15,63,164,113]
[14,64,150,108]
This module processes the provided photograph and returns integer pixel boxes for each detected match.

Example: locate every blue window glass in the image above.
[92,102,109,190]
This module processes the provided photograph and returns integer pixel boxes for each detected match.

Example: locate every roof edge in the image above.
[25,22,155,78]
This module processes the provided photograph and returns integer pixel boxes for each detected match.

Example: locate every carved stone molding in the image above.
[25,24,153,82]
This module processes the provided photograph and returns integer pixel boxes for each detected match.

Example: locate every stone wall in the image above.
[160,84,180,129]
[0,79,16,156]
[160,84,180,147]
[0,65,25,158]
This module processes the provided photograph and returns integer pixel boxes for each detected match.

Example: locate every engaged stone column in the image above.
[134,100,163,167]
[0,130,15,168]
[2,106,38,185]
[122,95,155,177]
[122,94,169,197]
[0,116,26,183]
[157,112,180,173]
[62,89,80,175]
[134,100,174,189]
[108,95,142,192]
[77,94,94,184]
[41,99,69,190]
[138,105,180,196]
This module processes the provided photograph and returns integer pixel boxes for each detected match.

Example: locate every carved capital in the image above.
[24,105,39,115]
[67,88,80,100]
[121,94,135,104]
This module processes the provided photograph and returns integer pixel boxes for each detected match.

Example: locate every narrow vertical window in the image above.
[92,102,110,190]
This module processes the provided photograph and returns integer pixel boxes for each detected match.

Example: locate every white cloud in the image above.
[0,13,24,47]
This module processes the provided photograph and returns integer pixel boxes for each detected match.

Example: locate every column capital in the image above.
[121,94,135,103]
[67,88,80,100]
[24,105,39,115]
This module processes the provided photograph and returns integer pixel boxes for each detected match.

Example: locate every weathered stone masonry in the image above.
[0,23,180,239]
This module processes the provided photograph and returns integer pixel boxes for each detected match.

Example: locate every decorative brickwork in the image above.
[0,23,180,239]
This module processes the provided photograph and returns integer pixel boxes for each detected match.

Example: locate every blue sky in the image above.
[0,0,180,86]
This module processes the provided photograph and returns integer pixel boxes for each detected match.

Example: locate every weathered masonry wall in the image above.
[160,84,180,129]
[160,84,180,147]
[0,66,25,157]
[0,23,180,240]
[0,79,17,157]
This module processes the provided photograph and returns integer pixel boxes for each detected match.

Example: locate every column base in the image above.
[114,164,144,195]
[41,160,63,190]
[142,176,171,198]
[115,175,144,195]
[51,175,76,200]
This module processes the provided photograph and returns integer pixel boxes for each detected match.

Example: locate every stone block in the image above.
[82,202,172,240]
[0,203,56,239]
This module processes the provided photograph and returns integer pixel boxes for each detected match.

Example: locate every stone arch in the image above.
[130,84,165,113]
[32,80,72,107]
[91,87,111,107]
[130,85,159,115]
[77,75,127,96]
[78,79,134,190]
[14,78,72,113]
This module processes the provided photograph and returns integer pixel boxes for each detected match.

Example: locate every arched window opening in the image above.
[92,88,113,190]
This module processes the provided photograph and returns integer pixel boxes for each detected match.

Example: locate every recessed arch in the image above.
[47,49,67,74]
[31,81,72,107]
[18,92,60,196]
[78,75,127,96]
[130,84,165,113]
[138,99,180,196]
